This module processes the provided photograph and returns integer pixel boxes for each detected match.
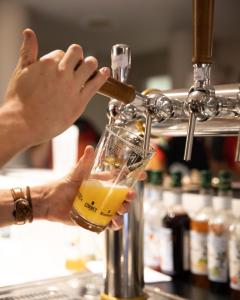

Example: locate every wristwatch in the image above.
[11,187,33,225]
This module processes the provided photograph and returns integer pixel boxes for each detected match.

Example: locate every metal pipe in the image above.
[162,83,240,100]
[184,112,196,160]
[104,183,145,299]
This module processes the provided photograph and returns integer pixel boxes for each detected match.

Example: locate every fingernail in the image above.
[100,67,110,77]
[23,29,30,41]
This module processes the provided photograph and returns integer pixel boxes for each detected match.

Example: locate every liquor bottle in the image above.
[144,170,164,271]
[161,172,190,277]
[190,170,213,288]
[229,199,240,298]
[208,170,232,292]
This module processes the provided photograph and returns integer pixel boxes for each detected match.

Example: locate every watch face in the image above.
[14,199,31,224]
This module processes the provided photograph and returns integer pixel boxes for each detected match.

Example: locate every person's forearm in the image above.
[0,186,46,227]
[0,103,32,167]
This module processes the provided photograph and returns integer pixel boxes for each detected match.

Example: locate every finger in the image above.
[116,201,130,215]
[91,171,115,180]
[74,56,99,83]
[125,190,136,202]
[109,214,123,230]
[66,145,95,184]
[79,67,110,109]
[18,28,38,68]
[40,49,65,63]
[59,44,83,71]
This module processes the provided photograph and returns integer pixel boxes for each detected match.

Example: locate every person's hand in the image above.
[35,146,135,230]
[107,190,135,230]
[3,28,110,148]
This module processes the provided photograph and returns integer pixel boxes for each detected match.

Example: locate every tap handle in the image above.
[98,45,134,104]
[98,77,136,104]
[192,0,215,64]
[184,112,196,161]
[111,44,131,82]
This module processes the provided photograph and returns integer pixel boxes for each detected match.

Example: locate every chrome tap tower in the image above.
[103,45,145,300]
[102,0,240,299]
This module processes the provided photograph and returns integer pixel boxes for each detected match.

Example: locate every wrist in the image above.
[0,185,51,228]
[0,101,32,154]
[31,185,50,221]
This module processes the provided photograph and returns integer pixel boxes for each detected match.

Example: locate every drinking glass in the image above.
[70,125,154,233]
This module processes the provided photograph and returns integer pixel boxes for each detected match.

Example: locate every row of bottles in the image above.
[144,170,189,275]
[191,171,231,290]
[143,169,240,296]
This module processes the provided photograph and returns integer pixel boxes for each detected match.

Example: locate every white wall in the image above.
[0,2,29,104]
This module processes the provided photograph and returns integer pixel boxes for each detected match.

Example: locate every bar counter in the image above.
[0,272,238,300]
[152,278,237,300]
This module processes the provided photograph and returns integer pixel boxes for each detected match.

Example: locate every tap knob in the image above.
[111,44,131,83]
[108,44,134,124]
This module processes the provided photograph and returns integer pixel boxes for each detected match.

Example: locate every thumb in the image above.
[18,28,39,68]
[67,145,95,185]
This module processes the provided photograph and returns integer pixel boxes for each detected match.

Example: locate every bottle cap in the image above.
[171,171,182,188]
[200,170,212,189]
[231,199,240,218]
[218,170,232,190]
[150,170,163,185]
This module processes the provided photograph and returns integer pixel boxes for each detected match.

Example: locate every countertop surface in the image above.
[153,278,237,300]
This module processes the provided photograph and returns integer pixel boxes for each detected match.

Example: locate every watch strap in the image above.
[11,186,33,225]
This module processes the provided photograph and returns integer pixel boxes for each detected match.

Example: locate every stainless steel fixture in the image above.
[104,44,145,300]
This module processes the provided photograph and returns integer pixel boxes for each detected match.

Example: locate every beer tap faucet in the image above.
[184,0,215,160]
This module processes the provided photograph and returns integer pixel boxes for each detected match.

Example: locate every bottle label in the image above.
[160,227,173,273]
[184,230,190,271]
[190,230,208,275]
[208,232,228,282]
[151,189,161,202]
[144,225,161,269]
[229,238,240,290]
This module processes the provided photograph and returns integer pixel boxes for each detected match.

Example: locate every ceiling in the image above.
[18,0,240,56]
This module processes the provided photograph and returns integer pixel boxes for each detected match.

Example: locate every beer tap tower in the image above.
[100,0,240,299]
[103,45,145,300]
